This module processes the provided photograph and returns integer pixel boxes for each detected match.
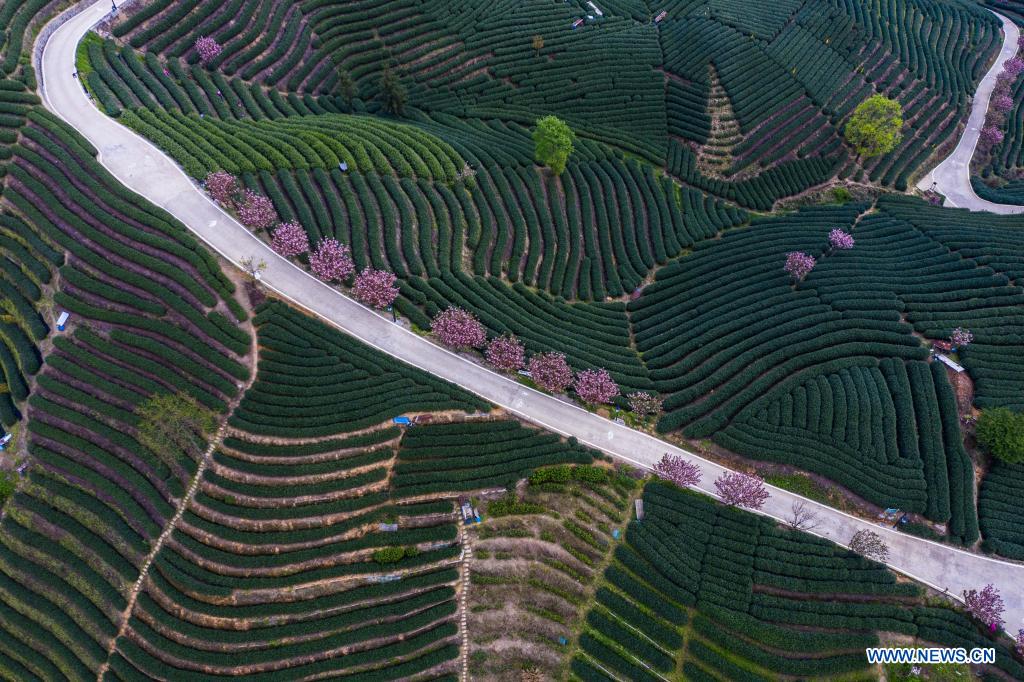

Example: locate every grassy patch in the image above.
[763,471,853,512]
[75,31,103,80]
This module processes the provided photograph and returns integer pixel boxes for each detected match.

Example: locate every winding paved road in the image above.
[37,0,1024,631]
[916,11,1024,214]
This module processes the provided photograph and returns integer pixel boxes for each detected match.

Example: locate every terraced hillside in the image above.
[466,463,640,680]
[0,70,54,431]
[106,0,1000,199]
[628,195,1024,542]
[974,0,1024,204]
[54,0,1024,562]
[0,294,619,678]
[0,109,251,680]
[571,481,1024,681]
[1,0,1024,677]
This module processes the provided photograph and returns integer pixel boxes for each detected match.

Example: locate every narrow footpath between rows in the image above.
[37,0,1024,631]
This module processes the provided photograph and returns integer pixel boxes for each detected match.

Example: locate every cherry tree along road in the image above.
[38,0,1024,631]
[917,11,1024,215]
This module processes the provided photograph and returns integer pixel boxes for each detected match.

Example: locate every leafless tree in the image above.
[849,528,889,563]
[786,499,819,532]
[240,256,267,280]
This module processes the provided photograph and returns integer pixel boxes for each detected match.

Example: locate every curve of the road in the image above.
[917,11,1024,214]
[37,0,1024,631]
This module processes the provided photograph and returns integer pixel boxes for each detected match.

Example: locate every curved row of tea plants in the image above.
[0,110,250,681]
[82,36,346,119]
[110,0,324,93]
[120,107,465,182]
[571,481,1024,681]
[107,424,461,679]
[229,301,487,438]
[630,200,1006,539]
[979,460,1024,560]
[0,75,55,429]
[468,463,638,679]
[394,420,596,496]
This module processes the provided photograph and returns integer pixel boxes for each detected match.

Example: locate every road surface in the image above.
[37,0,1024,631]
[916,11,1024,214]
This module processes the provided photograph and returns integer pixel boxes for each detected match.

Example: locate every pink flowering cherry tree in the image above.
[432,307,487,350]
[996,72,1016,95]
[1016,629,1024,656]
[194,36,222,65]
[784,251,816,281]
[574,368,619,404]
[1005,56,1024,76]
[950,327,973,348]
[828,229,855,250]
[963,584,1005,632]
[485,335,525,372]
[308,238,355,282]
[627,391,663,418]
[715,471,769,510]
[993,93,1015,112]
[353,268,399,309]
[527,352,573,393]
[654,453,701,488]
[981,125,1005,147]
[237,190,278,230]
[270,222,309,257]
[204,171,239,207]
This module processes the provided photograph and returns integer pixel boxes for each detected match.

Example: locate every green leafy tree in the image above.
[378,68,406,116]
[976,407,1024,464]
[844,95,903,157]
[532,115,575,175]
[136,392,217,463]
[338,69,357,106]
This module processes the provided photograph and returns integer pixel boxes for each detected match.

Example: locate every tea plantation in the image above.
[571,481,1024,681]
[0,0,1023,678]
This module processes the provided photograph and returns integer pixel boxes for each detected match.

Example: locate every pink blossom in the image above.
[1016,628,1024,657]
[963,584,1005,631]
[784,251,816,281]
[980,125,1005,147]
[194,36,222,65]
[828,229,854,250]
[654,453,701,487]
[995,72,1015,96]
[205,171,239,206]
[574,368,619,404]
[270,222,309,257]
[485,335,525,372]
[432,307,487,349]
[950,327,973,348]
[527,352,573,393]
[308,238,355,282]
[993,93,1015,112]
[237,190,278,230]
[1005,56,1024,76]
[353,268,399,309]
[715,471,770,510]
[627,391,662,417]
